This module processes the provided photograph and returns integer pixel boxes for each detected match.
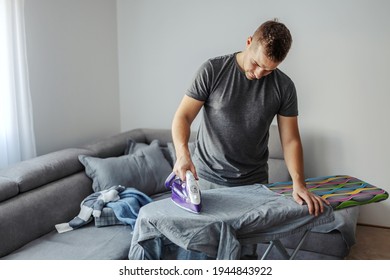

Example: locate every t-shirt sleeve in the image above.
[278,80,298,117]
[185,60,213,101]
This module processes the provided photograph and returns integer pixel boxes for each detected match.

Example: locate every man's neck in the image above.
[235,51,245,71]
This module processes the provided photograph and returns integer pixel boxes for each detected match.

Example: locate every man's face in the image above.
[244,38,280,80]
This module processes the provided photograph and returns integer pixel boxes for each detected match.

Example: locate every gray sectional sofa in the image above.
[0,125,359,260]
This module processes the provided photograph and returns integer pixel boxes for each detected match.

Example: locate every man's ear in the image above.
[246,36,253,48]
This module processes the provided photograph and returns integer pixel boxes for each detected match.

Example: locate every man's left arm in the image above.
[276,115,329,216]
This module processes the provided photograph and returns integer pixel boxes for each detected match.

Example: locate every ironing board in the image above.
[128,184,335,260]
[129,175,388,260]
[266,175,389,210]
[260,175,388,259]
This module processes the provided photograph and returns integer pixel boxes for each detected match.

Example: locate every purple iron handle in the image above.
[164,171,202,214]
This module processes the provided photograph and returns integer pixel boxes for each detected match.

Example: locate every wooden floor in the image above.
[346,224,390,260]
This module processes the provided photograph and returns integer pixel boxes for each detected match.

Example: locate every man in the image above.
[172,19,328,217]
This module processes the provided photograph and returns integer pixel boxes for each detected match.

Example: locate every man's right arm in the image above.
[172,95,204,181]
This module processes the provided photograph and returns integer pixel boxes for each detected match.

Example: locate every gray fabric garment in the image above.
[311,206,360,249]
[197,177,258,259]
[94,207,124,227]
[197,177,228,190]
[128,184,334,260]
[187,53,298,187]
[197,178,358,252]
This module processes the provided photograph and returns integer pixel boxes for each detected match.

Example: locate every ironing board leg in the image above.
[272,240,291,259]
[260,242,275,260]
[260,230,311,260]
[289,230,310,260]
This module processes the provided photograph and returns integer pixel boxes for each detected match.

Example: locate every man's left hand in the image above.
[292,184,330,216]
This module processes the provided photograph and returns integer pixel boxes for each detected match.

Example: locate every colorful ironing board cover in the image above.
[266,175,389,210]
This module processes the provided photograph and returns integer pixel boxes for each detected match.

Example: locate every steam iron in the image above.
[164,171,202,214]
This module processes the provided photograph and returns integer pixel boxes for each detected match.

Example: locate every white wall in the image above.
[118,0,390,227]
[24,0,120,155]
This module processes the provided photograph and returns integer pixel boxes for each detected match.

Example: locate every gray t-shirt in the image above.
[186,53,298,186]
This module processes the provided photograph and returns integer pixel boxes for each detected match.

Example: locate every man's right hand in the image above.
[173,154,198,182]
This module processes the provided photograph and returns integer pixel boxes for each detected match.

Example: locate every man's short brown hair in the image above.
[252,19,292,62]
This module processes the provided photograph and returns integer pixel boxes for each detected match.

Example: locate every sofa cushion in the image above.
[124,139,149,154]
[0,148,95,193]
[142,128,196,146]
[268,158,290,183]
[268,124,284,159]
[126,139,174,167]
[82,129,146,158]
[1,224,132,260]
[79,140,172,195]
[0,176,19,202]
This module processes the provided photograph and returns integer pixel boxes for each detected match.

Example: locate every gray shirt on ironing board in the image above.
[186,53,298,186]
[128,185,334,260]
